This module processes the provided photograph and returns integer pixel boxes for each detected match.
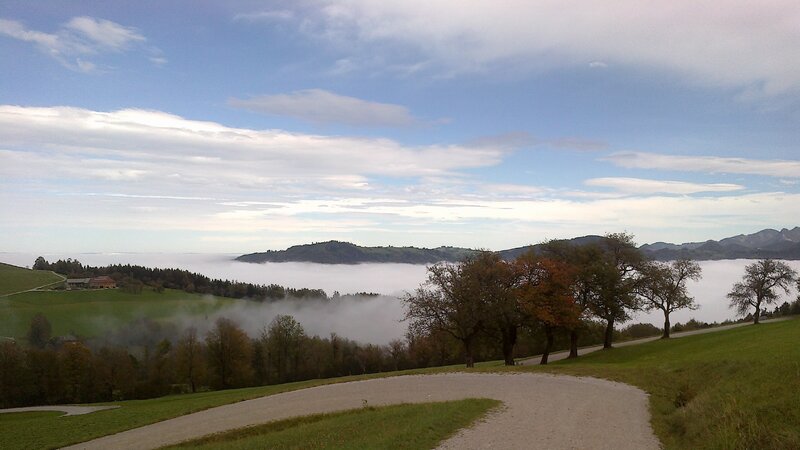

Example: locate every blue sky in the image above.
[2,0,799,253]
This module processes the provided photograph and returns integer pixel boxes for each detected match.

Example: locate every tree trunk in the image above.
[603,319,614,349]
[540,327,554,365]
[754,304,761,324]
[502,326,517,366]
[463,339,475,368]
[662,313,671,339]
[567,329,579,359]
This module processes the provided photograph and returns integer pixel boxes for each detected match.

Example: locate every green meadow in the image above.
[0,287,240,340]
[0,263,64,296]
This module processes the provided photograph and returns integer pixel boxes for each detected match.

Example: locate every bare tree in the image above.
[728,259,797,324]
[637,259,702,338]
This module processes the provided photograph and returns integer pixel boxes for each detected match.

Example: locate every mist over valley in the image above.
[3,252,797,346]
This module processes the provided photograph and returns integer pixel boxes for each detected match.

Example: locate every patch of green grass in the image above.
[0,263,63,296]
[518,319,800,449]
[162,399,499,450]
[0,288,240,339]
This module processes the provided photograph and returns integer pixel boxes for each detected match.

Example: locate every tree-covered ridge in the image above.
[235,227,800,265]
[236,240,478,264]
[32,257,327,301]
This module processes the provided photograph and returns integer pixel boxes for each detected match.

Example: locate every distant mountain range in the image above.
[235,227,800,264]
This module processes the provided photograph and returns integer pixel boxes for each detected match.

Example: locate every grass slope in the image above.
[0,288,239,339]
[3,319,797,449]
[0,263,63,296]
[162,400,499,450]
[525,318,800,449]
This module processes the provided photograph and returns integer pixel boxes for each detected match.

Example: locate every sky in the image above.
[2,0,800,253]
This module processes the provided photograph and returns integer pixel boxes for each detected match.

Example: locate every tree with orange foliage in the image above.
[514,251,581,364]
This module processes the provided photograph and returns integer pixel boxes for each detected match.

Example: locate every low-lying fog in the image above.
[3,253,799,345]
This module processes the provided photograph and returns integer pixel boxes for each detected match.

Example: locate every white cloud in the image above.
[229,89,419,127]
[289,0,800,96]
[64,16,145,51]
[0,16,154,72]
[0,105,507,193]
[585,177,744,194]
[233,10,295,22]
[605,152,800,178]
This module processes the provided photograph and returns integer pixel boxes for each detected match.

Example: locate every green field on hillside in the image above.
[0,288,240,340]
[0,263,64,296]
[1,317,796,450]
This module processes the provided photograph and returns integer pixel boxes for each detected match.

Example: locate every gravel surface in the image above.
[0,405,118,416]
[62,373,659,450]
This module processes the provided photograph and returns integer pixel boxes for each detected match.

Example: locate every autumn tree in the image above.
[93,347,135,401]
[728,259,797,324]
[175,327,206,393]
[205,318,253,389]
[403,256,490,368]
[264,315,306,383]
[539,240,605,358]
[27,313,52,349]
[59,342,95,403]
[514,252,580,364]
[637,259,702,338]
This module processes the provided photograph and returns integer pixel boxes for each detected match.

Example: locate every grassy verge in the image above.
[161,399,499,450]
[0,263,63,296]
[518,318,800,449]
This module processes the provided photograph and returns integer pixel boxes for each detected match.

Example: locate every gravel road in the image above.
[0,405,118,416]
[62,373,659,450]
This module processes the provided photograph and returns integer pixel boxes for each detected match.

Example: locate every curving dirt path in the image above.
[63,373,659,450]
[0,405,118,416]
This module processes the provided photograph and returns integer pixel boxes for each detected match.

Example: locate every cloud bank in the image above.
[275,0,800,96]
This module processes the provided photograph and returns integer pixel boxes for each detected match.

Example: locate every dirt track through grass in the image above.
[63,373,659,450]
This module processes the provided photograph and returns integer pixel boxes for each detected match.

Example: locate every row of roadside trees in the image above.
[404,233,799,367]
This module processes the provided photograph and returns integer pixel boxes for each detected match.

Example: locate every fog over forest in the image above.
[3,253,799,345]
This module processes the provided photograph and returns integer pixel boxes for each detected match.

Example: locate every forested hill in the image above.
[236,227,800,264]
[639,227,800,261]
[236,241,476,264]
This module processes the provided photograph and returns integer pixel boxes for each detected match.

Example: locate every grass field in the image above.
[0,287,240,340]
[162,400,499,450]
[0,263,64,296]
[520,318,800,449]
[1,317,796,449]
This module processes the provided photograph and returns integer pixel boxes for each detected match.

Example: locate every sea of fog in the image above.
[3,252,799,345]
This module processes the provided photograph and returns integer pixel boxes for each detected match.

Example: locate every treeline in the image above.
[32,257,327,300]
[404,233,800,367]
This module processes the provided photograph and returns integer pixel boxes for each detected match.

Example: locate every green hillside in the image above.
[0,288,240,340]
[0,262,64,296]
[2,319,797,450]
[533,318,800,449]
